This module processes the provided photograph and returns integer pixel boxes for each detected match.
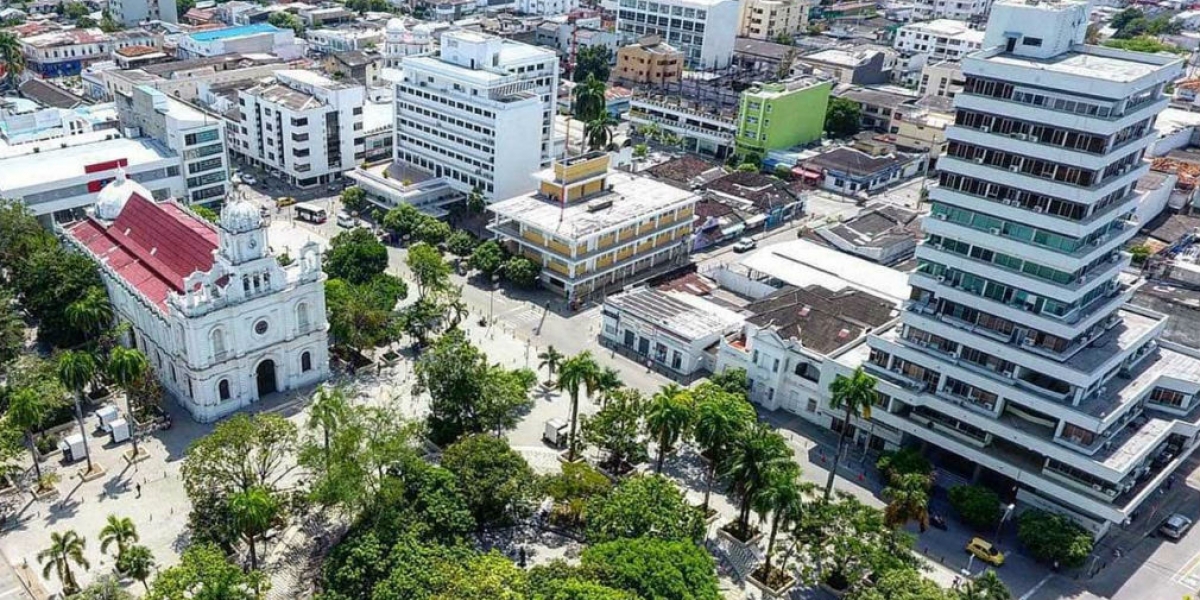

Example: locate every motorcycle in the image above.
[929,513,948,530]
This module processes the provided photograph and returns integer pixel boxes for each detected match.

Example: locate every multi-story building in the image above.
[383,19,446,68]
[489,152,697,301]
[616,0,741,69]
[918,59,965,98]
[615,36,683,85]
[911,0,993,22]
[100,54,286,104]
[116,85,230,206]
[393,30,558,200]
[22,29,160,77]
[794,45,896,85]
[176,23,304,60]
[735,77,830,156]
[738,0,812,41]
[824,0,1200,537]
[232,70,365,188]
[893,19,984,82]
[517,0,579,16]
[109,0,177,27]
[630,93,739,157]
[307,25,386,55]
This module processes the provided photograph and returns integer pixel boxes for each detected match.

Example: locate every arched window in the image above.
[211,328,226,360]
[301,351,312,373]
[297,302,310,332]
[218,379,231,401]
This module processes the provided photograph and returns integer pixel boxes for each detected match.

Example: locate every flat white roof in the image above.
[363,100,392,132]
[607,287,745,341]
[986,50,1164,83]
[0,135,174,192]
[901,19,984,41]
[739,238,910,303]
[1155,107,1200,137]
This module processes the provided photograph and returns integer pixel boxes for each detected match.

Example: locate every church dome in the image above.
[220,197,263,233]
[386,18,406,33]
[94,168,151,221]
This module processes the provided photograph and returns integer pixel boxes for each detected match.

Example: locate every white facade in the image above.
[383,19,446,68]
[109,0,178,27]
[176,23,304,60]
[601,287,744,377]
[394,31,558,200]
[894,19,984,60]
[911,0,993,22]
[231,70,365,188]
[829,0,1200,537]
[517,0,579,16]
[63,181,330,423]
[308,27,386,54]
[21,29,160,77]
[616,0,740,69]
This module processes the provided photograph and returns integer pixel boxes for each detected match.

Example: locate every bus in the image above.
[294,202,328,224]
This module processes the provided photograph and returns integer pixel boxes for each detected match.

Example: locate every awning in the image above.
[794,168,822,179]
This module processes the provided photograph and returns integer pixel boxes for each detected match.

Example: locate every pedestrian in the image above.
[136,483,142,497]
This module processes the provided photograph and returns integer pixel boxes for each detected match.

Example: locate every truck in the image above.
[543,418,569,449]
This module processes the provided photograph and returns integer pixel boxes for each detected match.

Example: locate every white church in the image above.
[61,172,330,423]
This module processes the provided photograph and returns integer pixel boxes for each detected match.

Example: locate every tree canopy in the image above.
[824,97,862,139]
[441,434,538,527]
[585,474,704,544]
[325,227,390,285]
[572,45,612,83]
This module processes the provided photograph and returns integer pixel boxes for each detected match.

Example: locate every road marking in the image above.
[1017,574,1053,600]
[0,587,25,599]
[1175,549,1200,588]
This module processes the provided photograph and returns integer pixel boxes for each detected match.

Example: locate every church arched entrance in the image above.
[256,360,277,398]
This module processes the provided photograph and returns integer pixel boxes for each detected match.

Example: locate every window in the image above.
[1150,387,1187,408]
[772,358,780,373]
[218,379,231,401]
[297,302,310,332]
[301,351,312,372]
[254,320,269,335]
[1022,37,1043,47]
[211,328,226,360]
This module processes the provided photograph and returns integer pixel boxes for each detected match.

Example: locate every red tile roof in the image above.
[65,194,219,311]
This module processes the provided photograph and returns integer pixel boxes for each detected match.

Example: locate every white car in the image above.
[1160,514,1194,540]
[732,237,757,253]
[336,212,357,228]
[241,174,257,186]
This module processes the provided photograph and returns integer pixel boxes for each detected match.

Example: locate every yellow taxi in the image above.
[966,537,1005,566]
[276,196,297,207]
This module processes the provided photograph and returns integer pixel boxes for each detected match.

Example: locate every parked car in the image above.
[336,212,357,228]
[732,237,757,253]
[965,537,1005,566]
[276,196,297,207]
[1160,514,1194,540]
[241,174,257,186]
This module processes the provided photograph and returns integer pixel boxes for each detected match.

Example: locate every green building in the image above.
[735,78,831,157]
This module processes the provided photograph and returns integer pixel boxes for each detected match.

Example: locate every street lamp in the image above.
[994,502,1016,546]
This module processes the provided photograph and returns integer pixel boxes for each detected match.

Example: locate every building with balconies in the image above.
[488,152,698,301]
[813,0,1200,538]
[615,0,740,69]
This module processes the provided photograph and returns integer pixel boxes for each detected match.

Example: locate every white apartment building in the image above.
[894,19,984,59]
[307,26,386,55]
[911,0,993,21]
[21,29,160,78]
[616,0,741,69]
[738,0,812,41]
[517,0,580,16]
[176,23,304,60]
[827,0,1200,537]
[116,85,230,205]
[393,31,558,200]
[384,19,446,67]
[232,70,366,188]
[109,0,177,27]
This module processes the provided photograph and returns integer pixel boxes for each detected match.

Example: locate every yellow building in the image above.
[615,36,683,86]
[488,152,698,301]
[739,0,811,41]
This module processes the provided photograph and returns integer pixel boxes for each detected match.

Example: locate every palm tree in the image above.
[537,346,564,386]
[38,530,89,594]
[753,466,806,580]
[593,366,622,405]
[106,346,148,458]
[229,485,279,571]
[64,287,114,339]
[572,74,606,124]
[882,472,932,532]
[823,366,877,500]
[645,384,693,473]
[118,544,155,591]
[7,387,48,482]
[0,32,24,93]
[99,515,139,563]
[307,385,348,469]
[557,351,599,462]
[637,122,663,144]
[467,186,486,214]
[723,422,793,539]
[959,569,1012,600]
[56,350,98,473]
[693,387,755,514]
[585,113,620,151]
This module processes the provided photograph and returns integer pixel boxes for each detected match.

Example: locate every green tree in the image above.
[1102,36,1187,55]
[875,447,931,483]
[723,422,793,539]
[825,97,862,139]
[146,544,267,600]
[0,289,25,370]
[447,231,477,258]
[585,474,703,544]
[181,412,297,499]
[99,10,121,32]
[572,46,612,84]
[325,277,404,359]
[229,485,280,571]
[118,545,155,591]
[948,484,1001,529]
[502,256,540,288]
[537,345,564,386]
[1129,244,1152,265]
[326,227,390,285]
[62,1,88,18]
[340,186,368,213]
[70,575,136,600]
[582,538,720,600]
[957,570,1011,600]
[645,383,693,473]
[585,113,620,151]
[708,367,749,396]
[824,366,877,500]
[306,384,349,470]
[267,10,304,35]
[56,350,97,473]
[572,74,607,123]
[467,186,487,214]
[192,205,219,223]
[99,515,139,564]
[1016,509,1093,568]
[882,472,931,532]
[6,387,48,481]
[754,465,806,581]
[692,383,755,514]
[38,530,89,595]
[543,462,612,527]
[413,218,452,246]
[582,388,646,472]
[75,15,96,27]
[592,367,623,405]
[468,240,506,277]
[106,346,148,458]
[557,351,599,462]
[0,33,25,92]
[442,434,537,527]
[850,568,955,600]
[65,286,113,340]
[383,203,425,239]
[433,551,528,600]
[406,242,451,298]
[790,494,917,593]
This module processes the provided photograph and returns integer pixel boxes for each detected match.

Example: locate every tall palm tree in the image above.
[118,544,155,591]
[572,74,606,124]
[593,366,623,406]
[693,386,755,514]
[882,472,932,532]
[229,485,279,571]
[645,384,693,473]
[557,351,599,462]
[444,296,469,330]
[308,385,348,469]
[537,346,564,386]
[56,350,98,473]
[823,366,877,500]
[0,32,24,93]
[959,569,1012,600]
[7,387,48,481]
[585,113,620,151]
[64,287,114,340]
[723,422,793,538]
[38,530,89,595]
[753,466,806,580]
[99,515,139,563]
[106,346,148,458]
